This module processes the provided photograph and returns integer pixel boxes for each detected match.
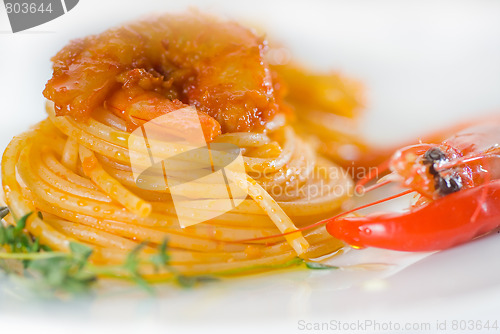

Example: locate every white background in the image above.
[1,1,500,333]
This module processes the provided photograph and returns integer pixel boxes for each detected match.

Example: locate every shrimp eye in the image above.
[423,147,446,176]
[423,147,446,164]
[436,174,462,196]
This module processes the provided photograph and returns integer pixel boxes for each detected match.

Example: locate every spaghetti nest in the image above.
[1,12,359,279]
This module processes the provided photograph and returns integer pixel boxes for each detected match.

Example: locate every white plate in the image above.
[1,1,500,333]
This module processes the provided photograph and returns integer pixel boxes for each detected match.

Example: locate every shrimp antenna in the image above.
[435,151,500,172]
[355,159,391,193]
[238,188,414,244]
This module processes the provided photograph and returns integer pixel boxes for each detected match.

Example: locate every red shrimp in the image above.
[327,180,500,251]
[43,12,281,134]
[325,120,500,251]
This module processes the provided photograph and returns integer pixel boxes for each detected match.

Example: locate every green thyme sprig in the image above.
[124,240,218,289]
[0,210,96,295]
[0,211,41,257]
[0,207,217,297]
[305,262,339,270]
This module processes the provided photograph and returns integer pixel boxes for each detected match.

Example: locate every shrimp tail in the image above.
[326,179,500,251]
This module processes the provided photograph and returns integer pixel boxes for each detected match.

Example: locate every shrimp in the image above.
[43,12,281,134]
[105,69,221,142]
[324,120,500,251]
[239,119,500,251]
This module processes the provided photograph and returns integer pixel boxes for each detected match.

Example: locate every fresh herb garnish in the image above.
[122,242,154,293]
[305,262,339,270]
[148,239,218,288]
[0,206,217,297]
[175,274,219,288]
[0,212,37,256]
[24,242,98,295]
[0,209,98,295]
[150,239,170,272]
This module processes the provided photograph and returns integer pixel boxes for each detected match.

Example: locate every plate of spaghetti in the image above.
[1,10,361,282]
[1,1,500,333]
